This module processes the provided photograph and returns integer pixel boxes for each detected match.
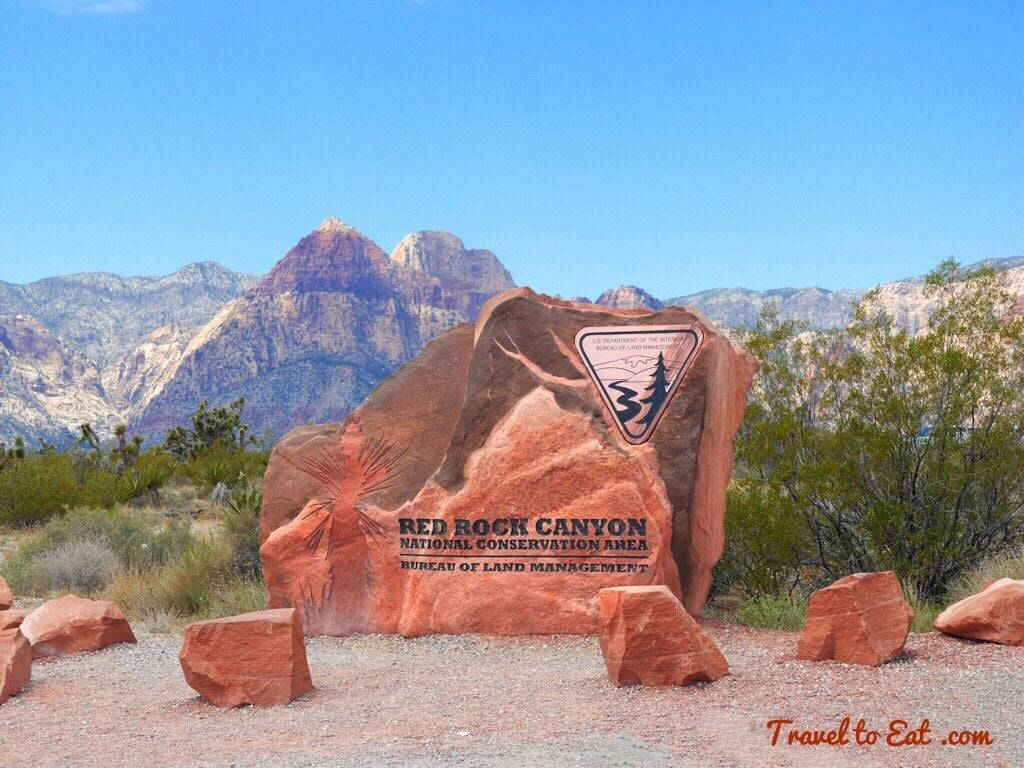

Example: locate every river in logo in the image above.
[574,325,704,444]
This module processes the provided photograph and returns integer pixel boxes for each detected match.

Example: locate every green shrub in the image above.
[734,593,808,631]
[904,581,942,633]
[185,446,267,491]
[945,546,1024,605]
[1,508,194,594]
[18,538,120,595]
[152,538,232,615]
[206,576,267,618]
[119,452,176,505]
[0,453,79,525]
[220,484,263,577]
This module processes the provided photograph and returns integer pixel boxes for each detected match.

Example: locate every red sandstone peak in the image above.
[250,219,393,297]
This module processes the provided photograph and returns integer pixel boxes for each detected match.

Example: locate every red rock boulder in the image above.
[0,629,31,705]
[797,572,912,666]
[260,289,755,637]
[933,578,1024,645]
[0,609,29,631]
[19,595,136,658]
[0,577,12,610]
[179,608,313,708]
[597,585,728,686]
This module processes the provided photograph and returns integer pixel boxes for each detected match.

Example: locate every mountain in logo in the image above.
[575,325,703,444]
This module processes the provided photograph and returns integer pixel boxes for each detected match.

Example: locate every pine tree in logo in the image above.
[637,351,671,430]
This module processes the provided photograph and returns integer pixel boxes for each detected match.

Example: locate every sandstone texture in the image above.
[797,572,913,666]
[933,578,1024,645]
[19,595,136,658]
[261,288,755,636]
[0,609,29,631]
[596,585,728,687]
[179,608,313,708]
[0,628,31,705]
[0,576,11,610]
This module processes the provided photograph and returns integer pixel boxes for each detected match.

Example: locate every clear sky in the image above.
[1,1,1021,298]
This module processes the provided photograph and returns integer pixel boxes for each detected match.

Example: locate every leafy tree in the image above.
[726,260,1024,600]
[165,398,258,461]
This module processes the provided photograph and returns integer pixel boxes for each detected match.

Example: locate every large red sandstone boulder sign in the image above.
[0,629,31,705]
[179,608,313,708]
[0,610,29,631]
[797,572,913,666]
[0,577,12,610]
[933,578,1024,645]
[19,595,136,658]
[597,585,728,687]
[260,288,755,636]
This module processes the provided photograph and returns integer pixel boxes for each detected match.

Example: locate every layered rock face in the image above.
[131,220,515,440]
[797,572,913,666]
[0,315,121,446]
[597,585,728,687]
[0,629,31,705]
[19,595,136,658]
[179,608,313,708]
[934,578,1024,645]
[0,262,257,369]
[260,288,755,636]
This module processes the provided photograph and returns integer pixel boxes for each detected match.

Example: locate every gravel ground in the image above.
[1,620,1021,768]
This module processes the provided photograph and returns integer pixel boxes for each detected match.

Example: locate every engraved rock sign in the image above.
[575,325,704,444]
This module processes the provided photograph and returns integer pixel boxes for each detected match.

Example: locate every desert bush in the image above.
[903,582,942,633]
[1,508,194,594]
[220,483,263,577]
[118,452,176,506]
[151,538,233,615]
[206,577,267,618]
[734,593,807,631]
[0,452,79,525]
[17,538,120,595]
[724,260,1024,602]
[184,445,267,491]
[944,546,1024,605]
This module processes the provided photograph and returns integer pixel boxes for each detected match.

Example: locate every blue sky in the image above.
[1,1,1021,298]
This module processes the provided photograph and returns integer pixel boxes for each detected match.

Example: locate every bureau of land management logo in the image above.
[574,324,704,444]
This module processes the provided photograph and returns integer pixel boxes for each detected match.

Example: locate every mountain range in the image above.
[0,219,1020,447]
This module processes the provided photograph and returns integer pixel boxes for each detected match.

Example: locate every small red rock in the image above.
[20,595,136,658]
[597,585,728,687]
[934,578,1024,645]
[179,608,313,708]
[0,610,30,631]
[0,629,31,705]
[797,571,912,666]
[0,577,12,610]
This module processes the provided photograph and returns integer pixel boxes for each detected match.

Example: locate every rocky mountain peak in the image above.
[251,220,392,298]
[595,285,664,311]
[314,217,354,234]
[389,231,514,295]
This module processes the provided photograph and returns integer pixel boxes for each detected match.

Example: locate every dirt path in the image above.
[1,620,1021,768]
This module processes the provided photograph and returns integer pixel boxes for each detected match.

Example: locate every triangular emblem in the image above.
[575,324,704,444]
